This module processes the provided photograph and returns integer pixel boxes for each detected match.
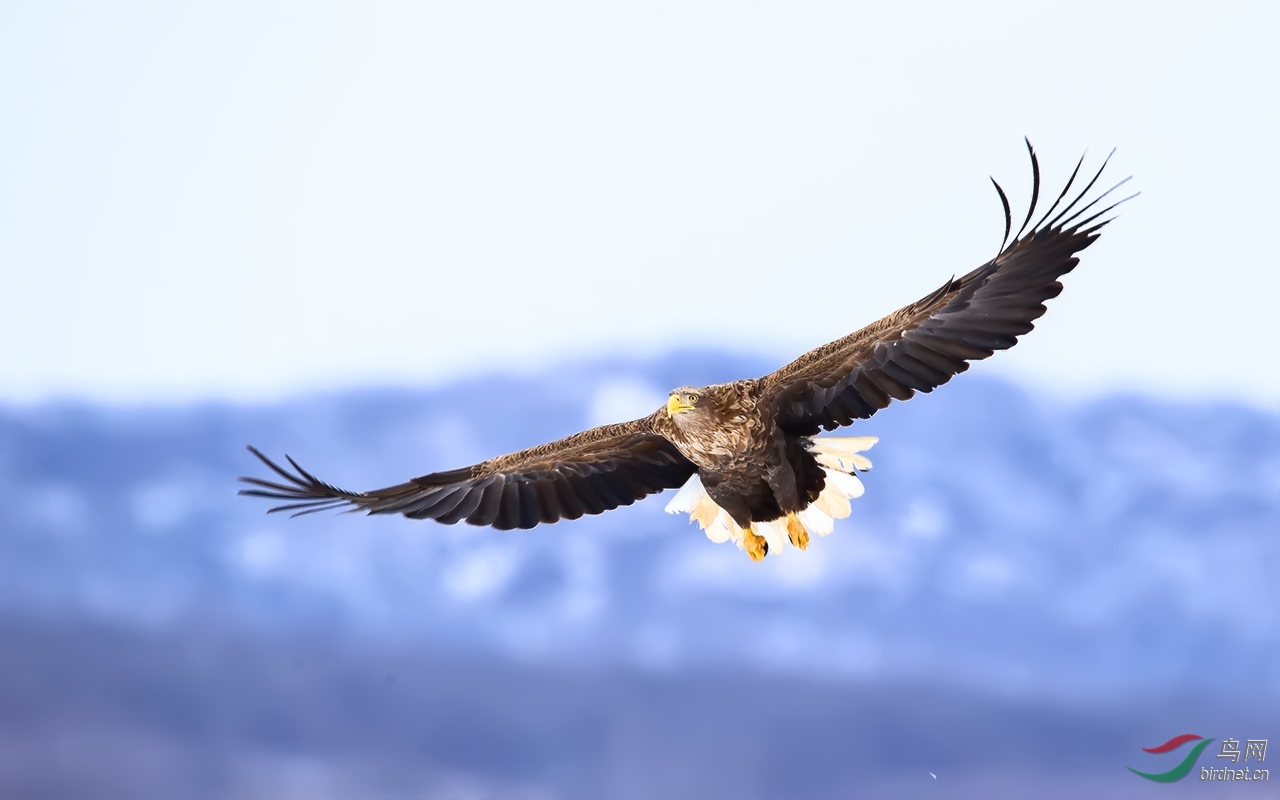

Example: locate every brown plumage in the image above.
[240,141,1135,560]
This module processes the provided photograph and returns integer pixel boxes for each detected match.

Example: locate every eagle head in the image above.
[666,386,705,418]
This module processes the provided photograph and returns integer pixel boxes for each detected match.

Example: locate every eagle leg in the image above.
[742,526,769,561]
[786,513,809,551]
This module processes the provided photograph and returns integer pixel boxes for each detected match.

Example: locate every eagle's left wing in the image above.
[760,142,1135,436]
[239,413,696,530]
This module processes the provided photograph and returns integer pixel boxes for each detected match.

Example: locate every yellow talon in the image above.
[743,526,768,561]
[786,513,809,550]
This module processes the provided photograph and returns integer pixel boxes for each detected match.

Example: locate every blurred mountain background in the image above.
[3,351,1277,798]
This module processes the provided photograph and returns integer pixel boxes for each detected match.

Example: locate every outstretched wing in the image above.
[238,412,696,530]
[761,140,1136,436]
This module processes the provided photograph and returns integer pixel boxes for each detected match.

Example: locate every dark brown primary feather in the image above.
[761,140,1136,436]
[238,412,696,530]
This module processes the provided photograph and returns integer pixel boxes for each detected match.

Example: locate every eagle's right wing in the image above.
[239,412,696,530]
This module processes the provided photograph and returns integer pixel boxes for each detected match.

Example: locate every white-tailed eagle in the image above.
[241,141,1134,561]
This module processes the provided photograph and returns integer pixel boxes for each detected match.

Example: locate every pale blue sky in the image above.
[3,1,1277,406]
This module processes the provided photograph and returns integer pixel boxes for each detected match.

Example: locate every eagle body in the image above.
[240,142,1135,561]
[651,382,822,553]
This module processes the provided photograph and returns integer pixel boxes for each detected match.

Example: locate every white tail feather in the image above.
[798,505,835,536]
[663,435,877,551]
[755,518,789,555]
[813,480,852,519]
[825,468,865,500]
[691,494,721,531]
[815,451,873,473]
[811,436,877,472]
[706,508,737,544]
[664,474,706,513]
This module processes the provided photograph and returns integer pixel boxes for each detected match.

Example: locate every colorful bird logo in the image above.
[1127,734,1215,782]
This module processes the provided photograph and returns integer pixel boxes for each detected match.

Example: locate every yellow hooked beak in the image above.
[666,395,694,417]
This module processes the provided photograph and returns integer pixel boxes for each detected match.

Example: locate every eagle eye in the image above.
[689,394,699,403]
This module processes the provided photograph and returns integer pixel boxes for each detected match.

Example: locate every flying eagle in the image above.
[240,142,1134,561]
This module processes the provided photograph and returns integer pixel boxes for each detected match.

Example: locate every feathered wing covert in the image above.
[240,140,1134,536]
[758,143,1133,434]
[240,414,695,530]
